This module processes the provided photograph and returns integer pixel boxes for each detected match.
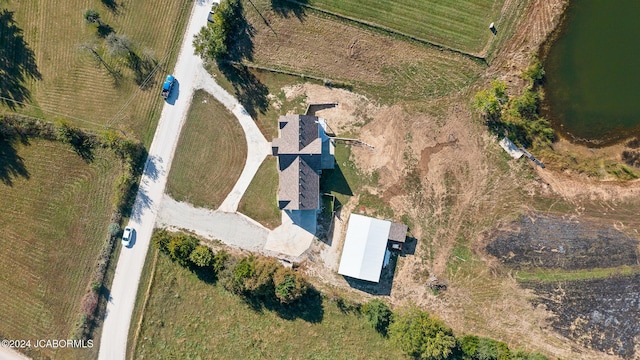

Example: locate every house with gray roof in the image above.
[271,115,334,211]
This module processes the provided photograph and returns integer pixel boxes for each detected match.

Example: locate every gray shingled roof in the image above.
[274,115,322,156]
[274,115,326,211]
[278,157,320,210]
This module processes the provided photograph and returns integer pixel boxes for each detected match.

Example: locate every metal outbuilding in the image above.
[338,214,407,283]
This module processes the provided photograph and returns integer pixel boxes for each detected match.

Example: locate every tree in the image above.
[105,33,133,58]
[273,267,307,304]
[243,258,279,297]
[192,0,242,60]
[167,234,198,266]
[362,299,392,335]
[212,250,229,275]
[83,9,101,24]
[223,255,256,294]
[522,58,545,86]
[151,228,172,254]
[388,307,456,360]
[189,245,214,267]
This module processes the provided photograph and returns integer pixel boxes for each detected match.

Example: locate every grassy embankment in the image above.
[166,90,247,209]
[133,253,402,359]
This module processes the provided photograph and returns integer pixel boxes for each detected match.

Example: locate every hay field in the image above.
[308,0,506,54]
[0,139,120,359]
[2,0,192,144]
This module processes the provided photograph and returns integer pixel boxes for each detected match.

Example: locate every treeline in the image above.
[360,299,548,360]
[193,0,242,60]
[152,229,308,304]
[473,58,554,150]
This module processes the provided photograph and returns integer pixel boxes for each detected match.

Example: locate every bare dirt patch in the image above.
[487,214,639,270]
[525,275,640,359]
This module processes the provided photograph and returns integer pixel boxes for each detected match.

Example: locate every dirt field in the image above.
[487,214,639,270]
[525,275,640,359]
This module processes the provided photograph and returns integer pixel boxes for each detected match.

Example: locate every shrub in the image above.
[190,245,214,267]
[362,299,392,335]
[212,250,229,275]
[151,228,172,253]
[167,234,199,266]
[80,291,99,319]
[522,58,545,85]
[388,307,456,360]
[108,223,121,237]
[243,258,279,298]
[273,267,307,304]
[224,255,256,294]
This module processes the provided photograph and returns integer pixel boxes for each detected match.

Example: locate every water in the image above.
[543,1,640,146]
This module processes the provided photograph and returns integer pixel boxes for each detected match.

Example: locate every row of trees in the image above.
[473,59,554,150]
[150,228,546,359]
[360,299,547,360]
[151,229,308,304]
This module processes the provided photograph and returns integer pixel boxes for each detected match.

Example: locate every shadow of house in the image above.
[0,9,42,109]
[0,138,30,186]
[270,0,309,21]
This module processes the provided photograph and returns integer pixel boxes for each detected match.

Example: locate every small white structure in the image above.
[499,137,524,159]
[338,214,407,283]
[489,22,495,30]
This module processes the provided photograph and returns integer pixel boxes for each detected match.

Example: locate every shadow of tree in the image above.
[242,286,324,323]
[0,137,30,186]
[270,0,308,20]
[213,0,270,118]
[127,51,158,89]
[217,61,268,119]
[101,0,122,14]
[0,9,42,109]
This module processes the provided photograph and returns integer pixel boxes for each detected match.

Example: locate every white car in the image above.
[122,226,134,247]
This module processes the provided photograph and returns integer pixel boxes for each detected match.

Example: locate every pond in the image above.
[542,1,640,146]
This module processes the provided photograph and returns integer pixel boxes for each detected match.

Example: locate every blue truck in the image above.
[161,74,175,99]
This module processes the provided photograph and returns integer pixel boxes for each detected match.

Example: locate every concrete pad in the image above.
[265,210,317,257]
[157,195,270,254]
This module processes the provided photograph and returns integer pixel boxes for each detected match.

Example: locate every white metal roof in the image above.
[338,214,391,282]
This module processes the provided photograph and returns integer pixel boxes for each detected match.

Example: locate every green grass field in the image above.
[134,254,404,359]
[308,0,506,54]
[0,139,120,359]
[238,156,282,229]
[166,90,247,209]
[1,0,192,145]
[241,0,484,105]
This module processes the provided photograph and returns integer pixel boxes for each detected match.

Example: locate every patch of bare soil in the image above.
[487,213,640,270]
[525,275,640,359]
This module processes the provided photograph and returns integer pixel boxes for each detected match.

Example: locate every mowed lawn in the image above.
[238,156,281,229]
[308,0,505,54]
[2,0,192,144]
[166,90,247,209]
[0,139,120,359]
[134,254,403,359]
